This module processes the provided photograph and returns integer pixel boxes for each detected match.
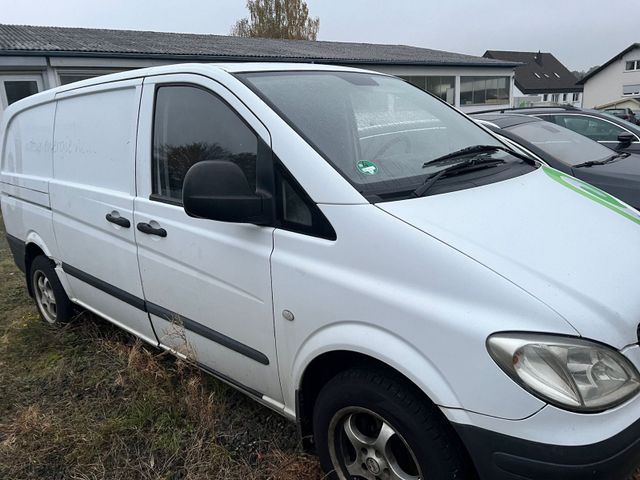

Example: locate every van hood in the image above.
[377,166,640,349]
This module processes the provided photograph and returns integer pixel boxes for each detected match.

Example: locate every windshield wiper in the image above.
[413,157,505,197]
[574,152,630,168]
[423,145,515,168]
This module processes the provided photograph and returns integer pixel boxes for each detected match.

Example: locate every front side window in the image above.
[240,71,532,200]
[549,114,628,143]
[508,121,614,166]
[152,85,258,202]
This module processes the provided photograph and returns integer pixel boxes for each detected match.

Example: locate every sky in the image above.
[1,0,638,71]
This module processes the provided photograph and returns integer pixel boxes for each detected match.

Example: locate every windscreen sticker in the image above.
[357,160,378,175]
[543,166,640,225]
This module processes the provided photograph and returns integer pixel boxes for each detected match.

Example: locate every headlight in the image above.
[487,333,640,412]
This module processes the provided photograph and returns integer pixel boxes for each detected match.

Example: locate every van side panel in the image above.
[50,81,158,344]
[1,102,54,206]
[1,102,59,268]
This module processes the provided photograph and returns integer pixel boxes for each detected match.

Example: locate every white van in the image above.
[2,63,640,480]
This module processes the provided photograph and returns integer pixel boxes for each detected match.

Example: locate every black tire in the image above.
[313,367,476,480]
[29,255,75,325]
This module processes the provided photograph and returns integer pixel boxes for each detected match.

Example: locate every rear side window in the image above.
[152,85,258,203]
[550,115,628,143]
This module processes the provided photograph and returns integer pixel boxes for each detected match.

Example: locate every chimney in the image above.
[534,51,543,66]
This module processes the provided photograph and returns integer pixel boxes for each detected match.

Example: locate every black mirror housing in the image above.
[618,132,634,145]
[183,160,271,224]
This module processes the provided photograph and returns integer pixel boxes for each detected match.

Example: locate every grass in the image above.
[0,216,322,480]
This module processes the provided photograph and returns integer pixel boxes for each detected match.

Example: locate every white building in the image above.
[0,24,517,114]
[580,43,640,110]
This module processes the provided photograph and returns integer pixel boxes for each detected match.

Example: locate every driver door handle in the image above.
[136,222,167,238]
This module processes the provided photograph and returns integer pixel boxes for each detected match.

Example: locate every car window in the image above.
[152,85,258,202]
[600,112,640,131]
[550,114,626,142]
[508,121,613,166]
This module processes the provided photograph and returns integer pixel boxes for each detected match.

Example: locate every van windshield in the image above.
[239,71,532,200]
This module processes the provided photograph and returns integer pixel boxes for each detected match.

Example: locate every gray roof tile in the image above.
[484,50,582,93]
[0,24,516,67]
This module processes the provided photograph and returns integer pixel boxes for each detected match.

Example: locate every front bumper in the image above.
[453,416,640,480]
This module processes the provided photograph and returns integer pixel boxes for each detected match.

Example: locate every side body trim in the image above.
[146,302,270,365]
[62,262,146,310]
[60,263,270,365]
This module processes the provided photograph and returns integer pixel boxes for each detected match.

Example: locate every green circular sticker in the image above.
[357,160,378,175]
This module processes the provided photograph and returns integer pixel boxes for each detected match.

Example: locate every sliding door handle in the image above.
[105,212,131,228]
[137,222,167,238]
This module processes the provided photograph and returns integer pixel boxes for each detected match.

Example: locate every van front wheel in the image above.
[313,367,475,480]
[30,255,75,325]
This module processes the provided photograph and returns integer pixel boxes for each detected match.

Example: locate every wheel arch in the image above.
[292,323,462,450]
[23,232,54,297]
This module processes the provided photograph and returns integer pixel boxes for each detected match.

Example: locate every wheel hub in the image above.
[33,270,57,324]
[366,457,381,475]
[328,406,422,480]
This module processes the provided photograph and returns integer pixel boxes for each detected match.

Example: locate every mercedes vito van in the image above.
[2,63,640,480]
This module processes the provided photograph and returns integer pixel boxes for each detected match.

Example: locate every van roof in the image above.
[0,62,380,123]
[55,62,379,93]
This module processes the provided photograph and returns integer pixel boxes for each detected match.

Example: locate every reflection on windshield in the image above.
[240,71,517,195]
[508,121,613,166]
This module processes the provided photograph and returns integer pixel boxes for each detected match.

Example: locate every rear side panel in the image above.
[1,100,59,268]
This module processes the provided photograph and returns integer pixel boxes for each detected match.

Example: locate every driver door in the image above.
[133,74,282,403]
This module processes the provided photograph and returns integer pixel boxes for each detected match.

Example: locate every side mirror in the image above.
[617,132,634,146]
[183,160,271,224]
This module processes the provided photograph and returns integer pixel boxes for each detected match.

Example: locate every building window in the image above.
[460,76,510,105]
[551,94,559,103]
[542,94,548,102]
[561,93,567,102]
[534,72,541,78]
[59,74,98,85]
[3,80,39,105]
[554,72,561,78]
[58,70,121,86]
[625,60,640,71]
[572,92,581,102]
[400,76,455,104]
[623,84,640,96]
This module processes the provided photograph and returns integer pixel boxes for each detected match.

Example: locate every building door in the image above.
[0,74,44,109]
